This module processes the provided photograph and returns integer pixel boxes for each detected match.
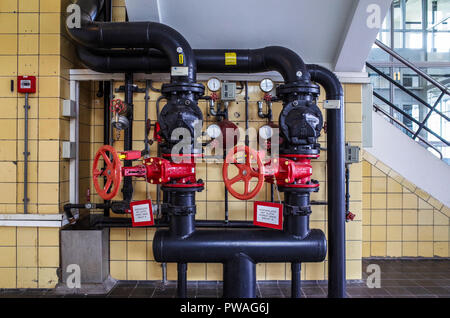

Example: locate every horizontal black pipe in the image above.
[153,228,327,263]
[307,64,346,298]
[68,0,196,82]
[91,217,259,228]
[76,46,310,83]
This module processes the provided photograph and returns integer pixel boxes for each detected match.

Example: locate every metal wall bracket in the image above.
[62,100,76,117]
[62,142,76,159]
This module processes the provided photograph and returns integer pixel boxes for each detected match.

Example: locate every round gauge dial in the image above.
[259,125,273,140]
[207,77,221,92]
[260,78,274,93]
[206,124,222,139]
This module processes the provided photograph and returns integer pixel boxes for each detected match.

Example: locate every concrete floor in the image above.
[0,259,449,298]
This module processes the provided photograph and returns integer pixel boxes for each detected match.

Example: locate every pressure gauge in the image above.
[259,125,273,140]
[206,124,222,139]
[207,77,221,92]
[260,78,274,93]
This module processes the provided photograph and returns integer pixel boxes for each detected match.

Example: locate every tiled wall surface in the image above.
[362,151,449,258]
[0,0,444,289]
[0,0,79,288]
[85,81,364,282]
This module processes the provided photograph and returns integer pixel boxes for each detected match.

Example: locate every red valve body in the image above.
[263,154,319,188]
[122,157,197,185]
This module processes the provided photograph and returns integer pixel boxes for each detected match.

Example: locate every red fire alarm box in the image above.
[17,76,36,94]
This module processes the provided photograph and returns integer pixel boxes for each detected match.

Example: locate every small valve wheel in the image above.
[93,145,122,200]
[223,145,264,200]
[110,99,127,114]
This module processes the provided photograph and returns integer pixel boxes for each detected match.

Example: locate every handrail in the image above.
[366,62,450,122]
[374,39,450,95]
[373,103,443,159]
[427,16,450,31]
[372,91,450,146]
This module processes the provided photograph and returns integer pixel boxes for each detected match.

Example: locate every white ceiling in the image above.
[126,0,392,72]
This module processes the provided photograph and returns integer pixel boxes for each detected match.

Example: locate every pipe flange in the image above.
[283,204,312,216]
[161,82,205,96]
[276,82,320,98]
[163,203,197,216]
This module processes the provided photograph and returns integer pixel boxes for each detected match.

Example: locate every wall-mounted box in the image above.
[62,100,76,117]
[62,142,76,159]
[17,76,36,94]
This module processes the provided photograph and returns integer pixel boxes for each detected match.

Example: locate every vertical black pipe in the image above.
[345,164,350,218]
[245,81,249,147]
[223,254,256,298]
[326,93,346,299]
[103,81,111,216]
[224,103,229,223]
[291,262,301,298]
[177,263,187,298]
[307,64,346,298]
[144,80,150,154]
[122,73,134,202]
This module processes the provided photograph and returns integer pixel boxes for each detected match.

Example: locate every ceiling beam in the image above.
[334,0,392,72]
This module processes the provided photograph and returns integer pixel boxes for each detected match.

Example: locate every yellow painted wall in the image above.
[362,151,449,258]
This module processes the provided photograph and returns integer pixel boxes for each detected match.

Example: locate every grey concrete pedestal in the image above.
[55,228,116,295]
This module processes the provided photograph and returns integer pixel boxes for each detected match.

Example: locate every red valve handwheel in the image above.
[223,145,264,200]
[92,145,122,200]
[110,99,126,114]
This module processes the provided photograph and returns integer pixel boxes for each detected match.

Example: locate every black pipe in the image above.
[177,263,187,298]
[67,0,196,83]
[307,64,346,298]
[223,253,256,298]
[103,81,111,216]
[291,262,302,298]
[144,80,150,154]
[122,73,134,202]
[153,228,326,264]
[76,46,310,83]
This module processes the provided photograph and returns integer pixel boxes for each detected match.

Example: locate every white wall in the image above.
[365,112,450,207]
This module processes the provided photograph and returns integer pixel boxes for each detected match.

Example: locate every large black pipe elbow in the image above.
[67,0,196,82]
[77,47,167,73]
[75,46,310,83]
[195,46,310,82]
[307,64,343,100]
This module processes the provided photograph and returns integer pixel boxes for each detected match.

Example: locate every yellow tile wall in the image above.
[362,151,449,258]
[0,0,83,288]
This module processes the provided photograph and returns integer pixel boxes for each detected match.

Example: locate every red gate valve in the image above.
[263,158,313,185]
[119,150,143,161]
[143,157,196,184]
